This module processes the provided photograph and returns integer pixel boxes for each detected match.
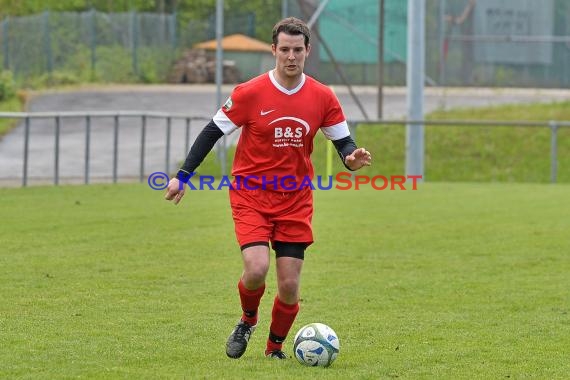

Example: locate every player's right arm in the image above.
[166,86,247,204]
[164,120,224,204]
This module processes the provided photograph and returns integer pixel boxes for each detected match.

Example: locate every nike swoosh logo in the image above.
[260,109,275,116]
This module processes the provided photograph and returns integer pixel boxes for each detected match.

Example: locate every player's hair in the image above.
[272,17,310,47]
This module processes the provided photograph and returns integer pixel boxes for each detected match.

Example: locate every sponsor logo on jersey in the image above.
[269,116,310,148]
[260,109,275,116]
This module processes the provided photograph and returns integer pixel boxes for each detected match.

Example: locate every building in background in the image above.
[192,34,274,82]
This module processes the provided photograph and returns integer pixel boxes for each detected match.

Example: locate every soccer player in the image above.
[164,17,371,359]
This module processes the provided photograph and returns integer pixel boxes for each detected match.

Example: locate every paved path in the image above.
[1,84,568,186]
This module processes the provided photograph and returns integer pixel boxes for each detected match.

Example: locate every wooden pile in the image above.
[169,49,241,84]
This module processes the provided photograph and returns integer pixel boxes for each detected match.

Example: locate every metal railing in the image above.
[0,111,209,187]
[349,119,570,183]
[1,112,568,186]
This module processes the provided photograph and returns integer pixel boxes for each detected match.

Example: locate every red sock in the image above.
[266,296,299,354]
[238,279,265,326]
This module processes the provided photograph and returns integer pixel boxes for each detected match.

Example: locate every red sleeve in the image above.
[322,88,346,127]
[221,84,250,128]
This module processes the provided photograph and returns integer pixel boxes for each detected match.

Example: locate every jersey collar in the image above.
[269,70,305,95]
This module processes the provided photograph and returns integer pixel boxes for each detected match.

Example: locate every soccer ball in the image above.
[293,323,340,367]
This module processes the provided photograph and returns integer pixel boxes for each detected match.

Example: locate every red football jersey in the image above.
[213,70,350,190]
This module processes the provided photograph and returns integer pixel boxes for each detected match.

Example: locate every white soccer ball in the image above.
[293,323,340,367]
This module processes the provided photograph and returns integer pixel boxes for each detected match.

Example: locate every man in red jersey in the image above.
[165,17,371,360]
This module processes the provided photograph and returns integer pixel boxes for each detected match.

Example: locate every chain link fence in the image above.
[1,10,178,84]
[285,0,570,88]
[1,0,569,88]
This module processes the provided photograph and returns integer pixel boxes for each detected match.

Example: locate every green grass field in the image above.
[1,182,569,379]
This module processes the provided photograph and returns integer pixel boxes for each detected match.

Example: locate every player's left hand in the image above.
[345,147,372,171]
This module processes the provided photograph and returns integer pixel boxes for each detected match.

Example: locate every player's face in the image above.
[272,32,311,84]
